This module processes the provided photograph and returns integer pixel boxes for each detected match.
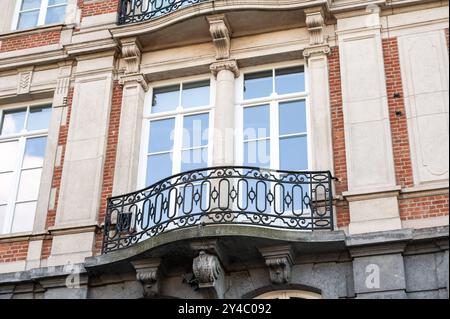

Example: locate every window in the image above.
[239,65,308,171]
[142,79,213,187]
[0,105,51,234]
[14,0,67,30]
[238,64,309,214]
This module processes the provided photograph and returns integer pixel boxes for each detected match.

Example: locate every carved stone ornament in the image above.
[17,70,33,95]
[303,7,330,60]
[192,251,225,298]
[53,77,71,107]
[210,59,240,78]
[131,258,161,297]
[207,14,231,60]
[259,245,294,285]
[119,73,149,91]
[121,38,142,75]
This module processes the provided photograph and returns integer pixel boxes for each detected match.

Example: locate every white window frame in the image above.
[137,73,216,190]
[11,0,67,31]
[0,102,51,235]
[235,60,311,172]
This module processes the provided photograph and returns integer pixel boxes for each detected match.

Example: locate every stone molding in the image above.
[259,245,294,285]
[210,59,240,78]
[192,251,225,298]
[131,258,162,297]
[207,14,232,60]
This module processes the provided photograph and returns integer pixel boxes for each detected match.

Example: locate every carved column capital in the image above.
[303,44,331,59]
[192,251,225,299]
[259,245,294,285]
[207,14,232,60]
[120,37,142,75]
[210,59,240,78]
[119,73,149,91]
[131,258,162,298]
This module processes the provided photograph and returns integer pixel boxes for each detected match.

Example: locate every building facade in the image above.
[0,0,448,299]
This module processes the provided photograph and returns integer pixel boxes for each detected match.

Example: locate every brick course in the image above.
[0,241,29,263]
[79,0,120,19]
[0,30,60,53]
[400,194,449,220]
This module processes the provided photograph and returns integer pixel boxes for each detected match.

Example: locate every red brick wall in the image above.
[328,46,350,227]
[79,0,120,19]
[382,38,414,189]
[400,194,449,220]
[0,30,61,53]
[45,88,74,230]
[0,241,29,263]
[94,81,123,254]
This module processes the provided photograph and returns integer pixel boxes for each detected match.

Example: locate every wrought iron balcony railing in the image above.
[119,0,210,25]
[102,166,335,253]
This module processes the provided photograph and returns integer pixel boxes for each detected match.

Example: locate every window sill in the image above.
[0,23,67,40]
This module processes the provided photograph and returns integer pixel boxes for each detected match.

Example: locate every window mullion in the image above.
[172,114,182,176]
[3,136,26,234]
[39,0,49,26]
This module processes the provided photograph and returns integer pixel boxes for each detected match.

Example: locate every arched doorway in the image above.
[253,290,322,299]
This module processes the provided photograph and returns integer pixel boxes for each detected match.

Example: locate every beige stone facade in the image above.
[0,0,448,299]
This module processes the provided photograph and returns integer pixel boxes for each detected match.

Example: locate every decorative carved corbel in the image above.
[192,251,225,299]
[207,14,232,60]
[131,258,162,298]
[210,59,240,78]
[259,245,294,285]
[120,37,142,75]
[53,65,73,107]
[303,7,330,60]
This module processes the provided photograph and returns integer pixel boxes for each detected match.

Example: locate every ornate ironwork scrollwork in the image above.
[119,0,210,25]
[102,166,335,254]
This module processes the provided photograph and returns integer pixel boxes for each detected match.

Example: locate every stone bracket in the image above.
[120,37,142,75]
[303,7,330,62]
[192,250,226,299]
[259,245,294,285]
[207,14,232,60]
[131,258,162,298]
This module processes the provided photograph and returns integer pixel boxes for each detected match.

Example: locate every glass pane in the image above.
[182,113,209,148]
[21,0,41,10]
[17,10,40,29]
[11,201,36,233]
[0,141,19,172]
[0,205,7,234]
[146,153,172,186]
[182,81,210,108]
[181,148,207,172]
[45,5,66,24]
[16,168,42,202]
[275,66,305,95]
[1,109,26,135]
[279,100,307,135]
[0,173,13,204]
[148,118,175,153]
[244,140,270,167]
[48,0,66,5]
[26,106,51,131]
[152,85,180,114]
[279,136,308,171]
[244,71,273,100]
[243,105,270,140]
[23,137,47,169]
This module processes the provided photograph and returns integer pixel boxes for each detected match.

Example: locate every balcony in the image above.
[102,166,335,254]
[118,0,211,25]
